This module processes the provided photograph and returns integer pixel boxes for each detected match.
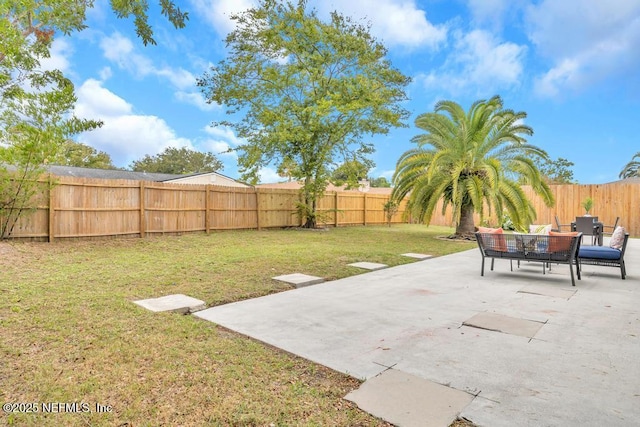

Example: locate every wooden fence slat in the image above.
[140,181,145,238]
[48,175,54,242]
[205,185,210,234]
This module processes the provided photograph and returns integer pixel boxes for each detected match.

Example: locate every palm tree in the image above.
[392,96,554,237]
[619,152,640,179]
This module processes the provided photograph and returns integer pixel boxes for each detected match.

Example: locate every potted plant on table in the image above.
[581,197,593,216]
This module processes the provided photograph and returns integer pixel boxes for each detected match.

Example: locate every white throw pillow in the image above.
[529,224,552,235]
[609,226,626,250]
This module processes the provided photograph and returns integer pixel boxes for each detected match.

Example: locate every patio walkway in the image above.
[195,238,640,426]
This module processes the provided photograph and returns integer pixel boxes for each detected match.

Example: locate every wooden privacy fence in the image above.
[520,181,639,236]
[426,181,640,237]
[4,176,408,240]
[3,176,639,240]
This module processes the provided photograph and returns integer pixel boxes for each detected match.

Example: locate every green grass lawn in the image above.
[0,225,475,426]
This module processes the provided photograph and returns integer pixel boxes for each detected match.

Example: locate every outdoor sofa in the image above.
[475,230,583,286]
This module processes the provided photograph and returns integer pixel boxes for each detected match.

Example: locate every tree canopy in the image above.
[331,159,372,189]
[129,147,223,174]
[392,96,554,236]
[52,140,117,169]
[198,0,410,227]
[370,177,391,188]
[1,1,187,99]
[533,156,576,184]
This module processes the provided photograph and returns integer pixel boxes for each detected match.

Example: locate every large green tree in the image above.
[130,147,223,174]
[370,176,391,188]
[198,0,410,227]
[0,1,187,238]
[619,151,640,179]
[534,156,576,184]
[392,96,554,237]
[331,159,372,189]
[53,140,117,169]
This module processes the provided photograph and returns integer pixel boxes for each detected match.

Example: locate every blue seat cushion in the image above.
[579,246,621,260]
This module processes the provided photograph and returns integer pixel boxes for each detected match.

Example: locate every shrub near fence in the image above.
[2,176,638,241]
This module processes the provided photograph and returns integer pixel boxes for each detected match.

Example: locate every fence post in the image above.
[205,185,210,234]
[255,187,261,230]
[139,181,146,238]
[48,175,54,242]
[363,193,367,226]
[334,192,339,227]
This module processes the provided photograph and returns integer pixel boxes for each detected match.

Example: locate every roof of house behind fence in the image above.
[45,165,178,181]
[257,180,393,194]
[43,165,248,186]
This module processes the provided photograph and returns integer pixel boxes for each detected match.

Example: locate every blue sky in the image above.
[47,0,640,184]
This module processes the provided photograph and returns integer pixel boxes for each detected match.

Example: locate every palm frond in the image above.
[619,151,640,179]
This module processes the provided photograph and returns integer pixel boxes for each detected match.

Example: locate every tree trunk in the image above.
[301,180,317,228]
[455,204,476,237]
[303,205,317,228]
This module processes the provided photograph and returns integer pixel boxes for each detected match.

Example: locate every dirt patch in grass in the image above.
[0,242,18,262]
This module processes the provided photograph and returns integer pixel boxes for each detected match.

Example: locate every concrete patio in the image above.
[195,237,639,426]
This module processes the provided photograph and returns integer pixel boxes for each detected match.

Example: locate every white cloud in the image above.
[458,30,525,84]
[100,32,135,62]
[98,66,112,81]
[174,91,219,111]
[417,29,526,95]
[99,32,195,90]
[204,126,244,147]
[205,140,235,158]
[526,0,640,97]
[258,167,281,184]
[155,67,196,90]
[189,0,256,35]
[526,0,640,58]
[534,59,580,98]
[199,125,245,160]
[74,79,193,167]
[467,0,525,30]
[40,38,73,73]
[74,79,132,117]
[318,0,447,49]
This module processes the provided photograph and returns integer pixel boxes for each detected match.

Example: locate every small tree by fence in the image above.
[383,200,399,227]
[0,169,50,239]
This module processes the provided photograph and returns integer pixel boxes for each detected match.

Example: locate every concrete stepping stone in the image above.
[518,285,577,299]
[348,262,388,270]
[401,253,433,260]
[463,312,545,339]
[272,273,324,288]
[345,369,474,427]
[133,294,206,314]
